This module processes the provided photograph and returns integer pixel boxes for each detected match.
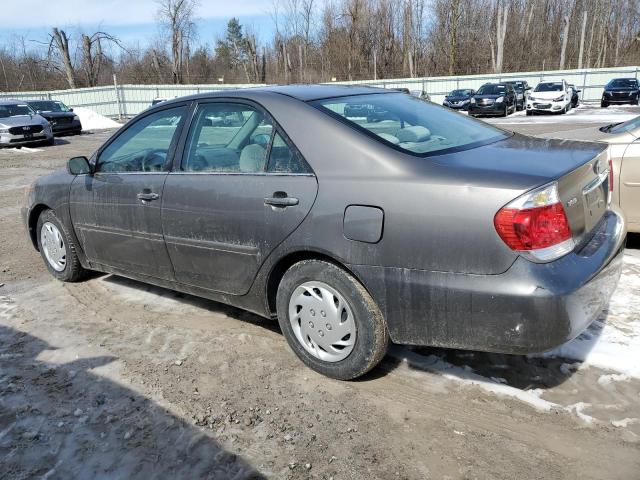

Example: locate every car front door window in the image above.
[97,106,186,173]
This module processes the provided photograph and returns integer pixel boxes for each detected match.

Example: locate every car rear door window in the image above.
[97,106,185,173]
[182,103,274,173]
[266,132,311,174]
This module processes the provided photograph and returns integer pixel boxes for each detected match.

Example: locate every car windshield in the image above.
[535,83,563,92]
[476,84,506,95]
[28,100,70,112]
[0,104,34,118]
[450,89,472,96]
[608,115,640,135]
[313,93,509,156]
[607,79,638,89]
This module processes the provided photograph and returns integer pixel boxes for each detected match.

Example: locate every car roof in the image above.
[0,99,33,105]
[161,84,392,106]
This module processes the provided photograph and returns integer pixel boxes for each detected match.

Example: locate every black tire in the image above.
[501,104,508,117]
[276,260,389,380]
[45,137,55,146]
[601,101,609,108]
[36,209,88,282]
[526,110,532,116]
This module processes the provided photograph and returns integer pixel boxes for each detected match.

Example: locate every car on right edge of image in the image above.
[601,78,640,107]
[527,80,572,115]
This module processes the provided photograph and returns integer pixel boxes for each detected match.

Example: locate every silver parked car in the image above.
[23,85,626,380]
[0,100,54,147]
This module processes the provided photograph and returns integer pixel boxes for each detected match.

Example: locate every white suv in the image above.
[526,80,572,115]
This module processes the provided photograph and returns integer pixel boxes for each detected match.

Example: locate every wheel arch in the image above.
[28,203,52,250]
[265,250,368,316]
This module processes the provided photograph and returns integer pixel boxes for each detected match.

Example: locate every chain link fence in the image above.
[1,66,637,119]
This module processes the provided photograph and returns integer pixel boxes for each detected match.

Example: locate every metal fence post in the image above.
[582,70,588,101]
[113,74,122,120]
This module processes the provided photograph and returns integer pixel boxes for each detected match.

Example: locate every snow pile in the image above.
[73,107,121,131]
[538,252,640,378]
[485,104,638,125]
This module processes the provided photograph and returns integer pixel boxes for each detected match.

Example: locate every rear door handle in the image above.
[264,195,299,207]
[137,192,160,201]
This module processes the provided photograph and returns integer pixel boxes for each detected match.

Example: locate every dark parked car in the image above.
[506,80,531,110]
[0,100,54,147]
[601,78,640,107]
[23,85,626,380]
[468,83,517,117]
[443,88,475,110]
[26,100,82,135]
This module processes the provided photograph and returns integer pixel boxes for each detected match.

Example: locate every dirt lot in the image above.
[1,107,640,480]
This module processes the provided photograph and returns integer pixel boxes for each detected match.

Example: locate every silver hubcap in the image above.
[41,222,66,272]
[288,281,356,362]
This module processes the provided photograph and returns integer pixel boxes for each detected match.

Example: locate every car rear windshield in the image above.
[29,100,70,112]
[607,79,638,89]
[476,84,506,95]
[0,104,34,118]
[312,93,509,156]
[535,82,563,92]
[609,115,640,135]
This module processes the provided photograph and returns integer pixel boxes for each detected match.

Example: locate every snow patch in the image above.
[73,107,121,131]
[611,418,640,428]
[565,402,594,423]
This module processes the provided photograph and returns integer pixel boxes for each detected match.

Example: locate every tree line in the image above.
[0,0,638,92]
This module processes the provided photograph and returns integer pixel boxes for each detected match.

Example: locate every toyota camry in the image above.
[22,85,626,379]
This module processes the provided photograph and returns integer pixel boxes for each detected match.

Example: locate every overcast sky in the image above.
[0,0,278,49]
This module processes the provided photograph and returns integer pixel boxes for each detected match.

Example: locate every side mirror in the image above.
[67,156,92,175]
[525,86,532,90]
[69,108,74,112]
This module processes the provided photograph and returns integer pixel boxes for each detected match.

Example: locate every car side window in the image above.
[182,103,274,173]
[266,132,312,174]
[96,106,186,173]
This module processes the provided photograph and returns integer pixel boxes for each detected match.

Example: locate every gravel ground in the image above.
[1,108,640,479]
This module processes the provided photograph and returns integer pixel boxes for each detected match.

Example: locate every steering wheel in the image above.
[141,149,167,172]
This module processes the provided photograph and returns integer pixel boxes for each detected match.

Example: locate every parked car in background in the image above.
[567,84,581,108]
[22,85,625,380]
[601,78,640,107]
[0,100,53,147]
[561,115,640,233]
[468,83,516,117]
[527,80,571,115]
[506,80,531,110]
[442,88,475,110]
[26,100,82,136]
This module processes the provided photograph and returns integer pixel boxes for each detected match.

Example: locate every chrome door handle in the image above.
[137,192,159,201]
[264,196,299,207]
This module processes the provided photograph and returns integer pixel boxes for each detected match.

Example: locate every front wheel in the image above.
[276,260,389,380]
[36,209,88,282]
[601,101,609,108]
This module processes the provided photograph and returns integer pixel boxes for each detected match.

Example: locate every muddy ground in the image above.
[1,110,640,480]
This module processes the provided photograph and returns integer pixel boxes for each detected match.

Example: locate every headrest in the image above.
[395,125,431,143]
[239,144,267,172]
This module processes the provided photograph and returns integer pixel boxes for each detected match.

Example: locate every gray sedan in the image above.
[0,100,54,147]
[22,86,626,379]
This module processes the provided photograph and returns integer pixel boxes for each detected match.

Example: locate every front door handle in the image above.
[137,191,159,201]
[264,193,299,208]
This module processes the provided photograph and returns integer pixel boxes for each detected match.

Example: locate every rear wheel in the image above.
[601,101,609,108]
[276,260,388,380]
[36,209,88,282]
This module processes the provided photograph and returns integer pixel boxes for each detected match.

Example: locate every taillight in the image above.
[494,182,574,262]
[608,158,614,193]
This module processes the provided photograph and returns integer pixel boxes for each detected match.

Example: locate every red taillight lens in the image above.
[608,158,614,193]
[495,203,572,251]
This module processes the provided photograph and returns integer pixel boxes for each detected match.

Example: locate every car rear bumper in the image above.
[349,208,626,354]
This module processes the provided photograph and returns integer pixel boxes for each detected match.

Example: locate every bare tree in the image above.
[49,28,76,88]
[156,0,198,84]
